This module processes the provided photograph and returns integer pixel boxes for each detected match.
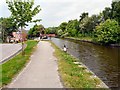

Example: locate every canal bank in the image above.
[51,38,119,88]
[50,41,109,88]
[65,37,120,47]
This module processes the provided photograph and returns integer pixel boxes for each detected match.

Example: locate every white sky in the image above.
[0,0,112,30]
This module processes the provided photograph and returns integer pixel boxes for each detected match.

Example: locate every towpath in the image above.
[8,41,63,88]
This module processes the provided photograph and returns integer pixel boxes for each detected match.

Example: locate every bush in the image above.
[94,19,120,44]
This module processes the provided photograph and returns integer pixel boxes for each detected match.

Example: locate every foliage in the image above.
[59,22,68,32]
[6,0,41,29]
[45,27,58,34]
[1,40,38,87]
[66,19,79,37]
[28,24,44,38]
[111,1,120,25]
[102,7,112,20]
[54,22,68,37]
[94,19,120,44]
[43,1,120,45]
[79,14,101,37]
[57,29,64,37]
[0,17,18,42]
[79,16,89,34]
[79,12,88,22]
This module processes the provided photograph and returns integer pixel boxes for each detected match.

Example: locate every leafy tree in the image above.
[94,19,120,44]
[28,28,34,38]
[79,12,88,22]
[6,0,41,31]
[102,7,112,20]
[79,15,100,37]
[57,29,64,37]
[6,0,41,54]
[0,17,17,42]
[59,22,67,32]
[66,19,79,37]
[79,12,89,36]
[79,16,89,35]
[111,1,120,25]
[28,24,44,38]
[45,28,50,34]
[56,22,68,37]
[46,27,57,34]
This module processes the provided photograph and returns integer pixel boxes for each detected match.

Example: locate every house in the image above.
[10,30,27,43]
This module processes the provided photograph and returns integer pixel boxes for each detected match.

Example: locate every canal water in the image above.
[51,38,120,88]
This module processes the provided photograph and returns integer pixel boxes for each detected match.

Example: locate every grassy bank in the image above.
[65,37,92,42]
[0,40,38,87]
[50,41,108,88]
[65,37,120,47]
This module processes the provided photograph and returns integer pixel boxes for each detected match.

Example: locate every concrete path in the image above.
[8,41,63,88]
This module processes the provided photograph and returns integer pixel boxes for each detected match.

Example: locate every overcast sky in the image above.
[0,0,112,30]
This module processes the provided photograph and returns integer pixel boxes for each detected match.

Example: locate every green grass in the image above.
[0,40,38,87]
[50,41,103,88]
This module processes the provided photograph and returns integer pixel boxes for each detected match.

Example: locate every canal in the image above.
[51,38,120,88]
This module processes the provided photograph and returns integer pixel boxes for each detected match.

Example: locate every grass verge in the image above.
[50,41,106,88]
[0,40,38,87]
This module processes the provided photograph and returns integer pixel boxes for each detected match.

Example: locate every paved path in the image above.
[0,43,22,63]
[8,41,63,88]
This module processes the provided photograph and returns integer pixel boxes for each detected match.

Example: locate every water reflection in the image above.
[51,38,120,88]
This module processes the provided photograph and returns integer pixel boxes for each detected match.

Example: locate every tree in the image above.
[94,19,120,44]
[59,22,68,32]
[66,19,79,37]
[111,1,120,25]
[102,7,112,20]
[46,27,57,34]
[79,12,89,36]
[6,0,41,29]
[79,15,101,37]
[0,17,18,42]
[28,24,44,38]
[6,0,41,54]
[79,12,88,22]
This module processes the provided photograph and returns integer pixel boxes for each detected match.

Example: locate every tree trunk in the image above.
[21,26,25,56]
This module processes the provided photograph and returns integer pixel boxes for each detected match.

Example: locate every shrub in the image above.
[94,19,120,44]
